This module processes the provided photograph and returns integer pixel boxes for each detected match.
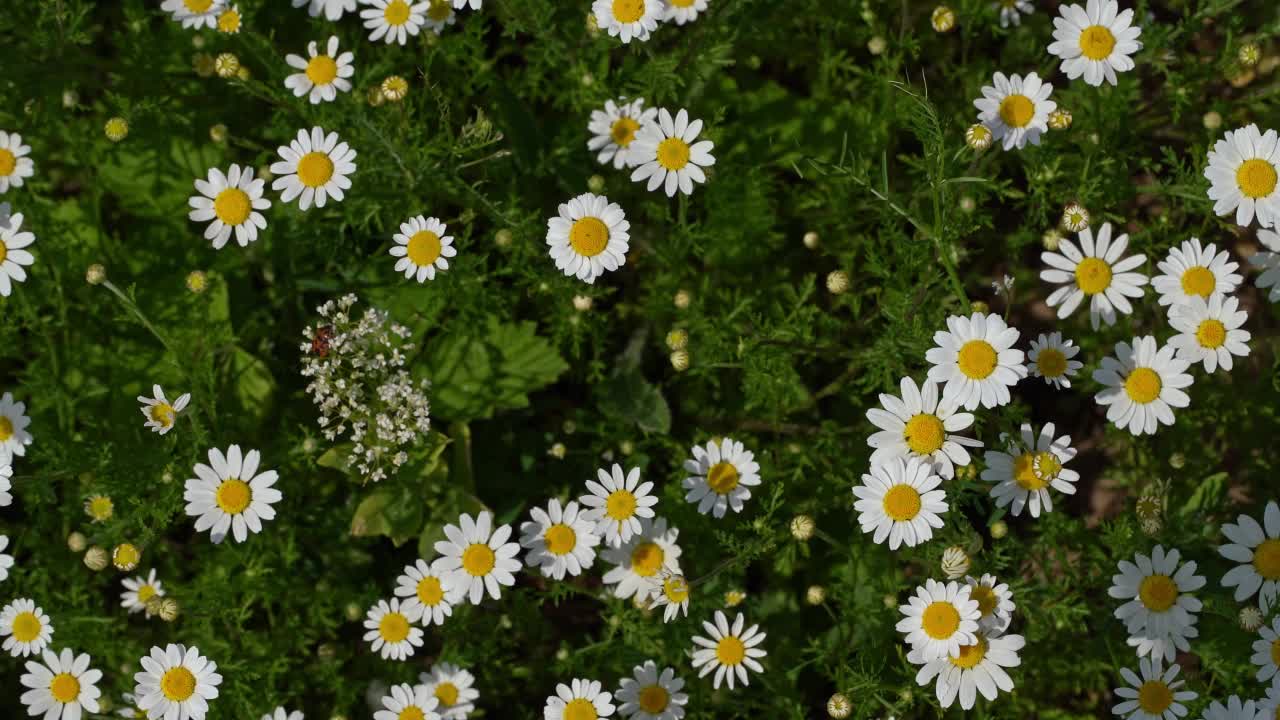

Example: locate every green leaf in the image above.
[227,348,276,426]
[316,443,355,472]
[1179,472,1228,517]
[350,488,396,538]
[426,318,568,421]
[595,367,671,434]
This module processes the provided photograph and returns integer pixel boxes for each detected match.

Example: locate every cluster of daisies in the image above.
[0,130,39,296]
[591,0,713,44]
[165,0,464,41]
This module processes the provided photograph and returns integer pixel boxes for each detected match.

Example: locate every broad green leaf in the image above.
[426,318,567,421]
[595,367,671,434]
[227,348,276,426]
[1179,472,1228,517]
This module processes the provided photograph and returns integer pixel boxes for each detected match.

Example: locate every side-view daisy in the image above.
[424,0,456,32]
[588,98,658,169]
[908,631,1024,710]
[897,579,981,661]
[1251,228,1280,302]
[1026,332,1084,388]
[994,0,1033,28]
[663,0,709,25]
[419,662,479,720]
[1198,697,1260,720]
[629,108,715,197]
[137,385,191,435]
[965,575,1016,635]
[1109,545,1205,662]
[1205,123,1280,229]
[391,215,456,282]
[363,598,424,661]
[293,0,355,20]
[183,445,282,544]
[133,644,221,720]
[1040,222,1148,329]
[592,0,662,43]
[981,422,1080,518]
[270,127,357,211]
[689,611,766,690]
[393,559,458,626]
[1047,0,1142,87]
[580,464,658,547]
[0,392,32,458]
[374,683,440,720]
[602,516,682,600]
[1151,237,1241,307]
[615,660,688,720]
[0,535,13,581]
[187,164,270,249]
[1093,336,1193,436]
[0,130,35,193]
[1167,293,1250,373]
[682,437,761,518]
[161,0,226,29]
[1,598,52,657]
[216,4,242,32]
[121,569,165,614]
[0,211,36,297]
[1250,616,1280,683]
[520,498,600,580]
[852,457,948,550]
[361,0,430,44]
[865,376,980,479]
[973,71,1056,151]
[546,193,630,284]
[925,311,1026,411]
[19,648,102,720]
[544,678,615,720]
[1219,500,1280,612]
[284,36,354,104]
[650,573,690,623]
[1111,657,1196,720]
[432,511,522,604]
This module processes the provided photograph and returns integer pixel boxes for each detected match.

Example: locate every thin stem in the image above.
[99,280,175,354]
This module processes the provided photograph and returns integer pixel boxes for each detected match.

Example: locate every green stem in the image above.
[99,280,175,354]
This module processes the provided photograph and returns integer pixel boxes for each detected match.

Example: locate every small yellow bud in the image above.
[673,289,692,309]
[670,350,690,372]
[85,264,107,285]
[381,76,409,102]
[67,532,87,553]
[965,124,992,151]
[84,546,109,571]
[931,6,956,33]
[989,520,1009,539]
[494,229,514,248]
[186,270,209,294]
[666,329,689,351]
[790,514,815,541]
[112,543,141,571]
[826,270,850,294]
[827,693,852,719]
[104,117,129,142]
[214,53,240,78]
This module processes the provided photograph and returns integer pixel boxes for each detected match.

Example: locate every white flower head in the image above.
[852,457,948,550]
[432,511,522,604]
[422,0,456,32]
[1151,237,1241,307]
[1205,124,1280,229]
[1040,222,1148,329]
[520,498,601,580]
[865,376,980,479]
[418,662,479,720]
[132,644,222,720]
[1167,293,1250,373]
[183,445,283,543]
[391,216,456,282]
[137,385,192,435]
[629,108,715,197]
[896,579,981,661]
[19,648,103,720]
[187,165,270,249]
[925,312,1027,411]
[1219,500,1280,613]
[616,660,688,720]
[981,422,1080,518]
[1092,337,1193,436]
[121,569,166,614]
[689,611,766,690]
[592,0,662,43]
[1250,228,1280,301]
[681,437,761,518]
[161,0,227,28]
[662,0,708,25]
[1250,616,1280,684]
[363,598,425,661]
[0,212,36,297]
[579,464,658,547]
[270,127,357,211]
[1198,697,1260,720]
[649,572,691,623]
[546,193,630,284]
[0,392,33,457]
[973,72,1057,150]
[994,0,1032,28]
[283,36,354,104]
[588,98,658,169]
[0,130,35,193]
[0,535,13,581]
[908,631,1025,710]
[543,678,615,720]
[374,683,440,720]
[361,0,431,44]
[1,598,53,657]
[1108,545,1205,662]
[1025,332,1083,388]
[964,574,1016,635]
[1047,0,1142,87]
[1111,656,1196,720]
[393,559,459,626]
[602,516,682,600]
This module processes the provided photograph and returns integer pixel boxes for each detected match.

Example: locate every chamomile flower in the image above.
[650,573,690,623]
[187,164,270,249]
[161,0,226,29]
[520,498,600,580]
[1250,616,1280,682]
[908,631,1024,710]
[994,0,1032,28]
[0,211,36,297]
[270,127,357,211]
[216,4,242,32]
[374,683,440,720]
[1026,332,1084,388]
[137,385,191,435]
[630,108,715,197]
[896,579,981,661]
[363,598,424,661]
[0,392,32,458]
[132,644,221,720]
[1,598,52,657]
[283,36,354,104]
[973,72,1057,151]
[981,422,1080,518]
[1041,222,1148,329]
[681,437,760,518]
[616,661,688,720]
[432,511,522,604]
[0,131,34,193]
[1260,681,1280,719]
[546,193,630,284]
[965,575,1016,635]
[1152,238,1242,307]
[0,535,12,581]
[592,0,662,43]
[1251,228,1280,302]
[423,0,456,33]
[689,611,767,690]
[1047,0,1142,87]
[19,648,102,720]
[1,462,11,507]
[1111,657,1196,720]
[419,662,478,720]
[1219,501,1280,612]
[183,445,282,544]
[588,98,658,169]
[293,0,356,20]
[602,516,682,600]
[662,0,708,25]
[1199,698,1260,720]
[852,457,948,550]
[1167,294,1250,373]
[1093,337,1194,436]
[1109,545,1205,662]
[865,376,981,479]
[925,312,1027,411]
[391,216,456,282]
[580,464,658,547]
[1205,124,1280,229]
[121,569,165,614]
[393,560,458,626]
[361,0,431,44]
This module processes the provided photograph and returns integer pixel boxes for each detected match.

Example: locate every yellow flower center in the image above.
[428,0,452,21]
[969,585,998,617]
[1195,319,1227,349]
[948,638,987,669]
[1138,574,1179,612]
[1255,538,1280,580]
[407,230,442,267]
[49,673,81,703]
[88,495,114,520]
[1180,266,1216,297]
[11,612,41,642]
[957,340,998,380]
[1074,257,1113,294]
[184,0,213,12]
[0,149,15,177]
[1236,158,1278,199]
[715,636,746,666]
[1137,680,1174,714]
[305,55,339,85]
[384,0,412,24]
[605,489,637,520]
[569,217,609,257]
[638,684,670,712]
[1036,348,1068,378]
[217,8,241,32]
[904,413,945,455]
[296,151,335,188]
[1013,451,1060,490]
[656,137,692,171]
[670,0,696,6]
[114,543,140,568]
[882,484,922,522]
[379,611,411,643]
[417,576,444,606]
[663,576,690,603]
[0,416,13,441]
[1124,368,1162,405]
[544,524,577,555]
[611,0,645,23]
[0,243,6,264]
[434,682,459,706]
[398,708,424,720]
[610,117,640,147]
[922,601,961,639]
[998,94,1035,128]
[137,585,158,604]
[213,188,251,226]
[706,461,740,494]
[630,541,664,577]
[216,478,252,514]
[1079,25,1116,60]
[1272,637,1280,666]
[462,543,496,576]
[161,667,196,702]
[150,403,176,427]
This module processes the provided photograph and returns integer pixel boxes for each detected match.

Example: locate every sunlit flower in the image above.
[1092,337,1193,436]
[363,598,424,661]
[629,108,715,197]
[0,211,36,297]
[137,385,192,435]
[361,0,431,44]
[270,127,357,211]
[1205,124,1280,229]
[544,678,615,720]
[852,457,948,550]
[908,630,1024,710]
[896,579,981,661]
[0,130,34,193]
[690,611,766,690]
[132,644,222,720]
[19,648,103,720]
[520,498,601,580]
[432,511,522,604]
[1025,332,1083,388]
[865,376,980,479]
[546,193,631,283]
[187,165,271,249]
[1219,500,1280,612]
[925,312,1026,411]
[393,559,459,626]
[592,0,662,43]
[1047,0,1142,87]
[1151,237,1241,307]
[391,216,457,282]
[121,569,166,614]
[973,72,1056,150]
[580,464,658,547]
[183,445,283,544]
[1,598,52,657]
[1109,545,1205,662]
[1167,293,1250,373]
[602,516,682,600]
[162,0,226,29]
[283,36,354,104]
[418,662,479,720]
[374,683,440,720]
[1040,222,1148,329]
[981,423,1080,518]
[588,98,658,169]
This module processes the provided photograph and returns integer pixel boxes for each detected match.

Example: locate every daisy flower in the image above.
[0,535,12,581]
[966,575,1016,636]
[1205,124,1280,229]
[579,464,658,547]
[1111,657,1196,720]
[1040,222,1148,329]
[588,98,658,169]
[374,683,440,720]
[662,0,708,25]
[925,311,1027,411]
[545,679,615,720]
[361,0,430,44]
[994,0,1032,28]
[1093,336,1194,436]
[1250,616,1280,683]
[137,385,191,435]
[1219,501,1280,612]
[419,662,479,720]
[616,660,688,720]
[270,127,357,211]
[187,164,270,249]
[1,598,52,657]
[121,569,165,614]
[424,0,456,33]
[629,108,715,196]
[1260,683,1280,720]
[216,4,242,32]
[1167,294,1251,373]
[865,376,980,479]
[283,36,354,104]
[1047,0,1142,87]
[116,692,148,718]
[1109,545,1205,662]
[0,392,32,458]
[393,559,458,626]
[0,130,34,193]
[1199,698,1260,720]
[592,0,662,43]
[852,457,948,550]
[161,0,226,29]
[1,460,11,507]
[1251,228,1280,301]
[293,0,356,20]
[133,644,222,720]
[0,211,36,297]
[391,216,456,282]
[908,631,1024,710]
[432,511,522,604]
[363,598,424,661]
[1026,332,1084,388]
[649,573,690,623]
[681,437,761,518]
[183,445,282,544]
[896,579,981,661]
[689,611,767,690]
[1151,237,1241,307]
[602,516,682,600]
[981,422,1080,518]
[973,72,1056,151]
[545,193,630,284]
[520,498,600,580]
[19,648,102,720]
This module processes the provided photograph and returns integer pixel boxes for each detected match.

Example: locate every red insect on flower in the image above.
[310,325,334,357]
